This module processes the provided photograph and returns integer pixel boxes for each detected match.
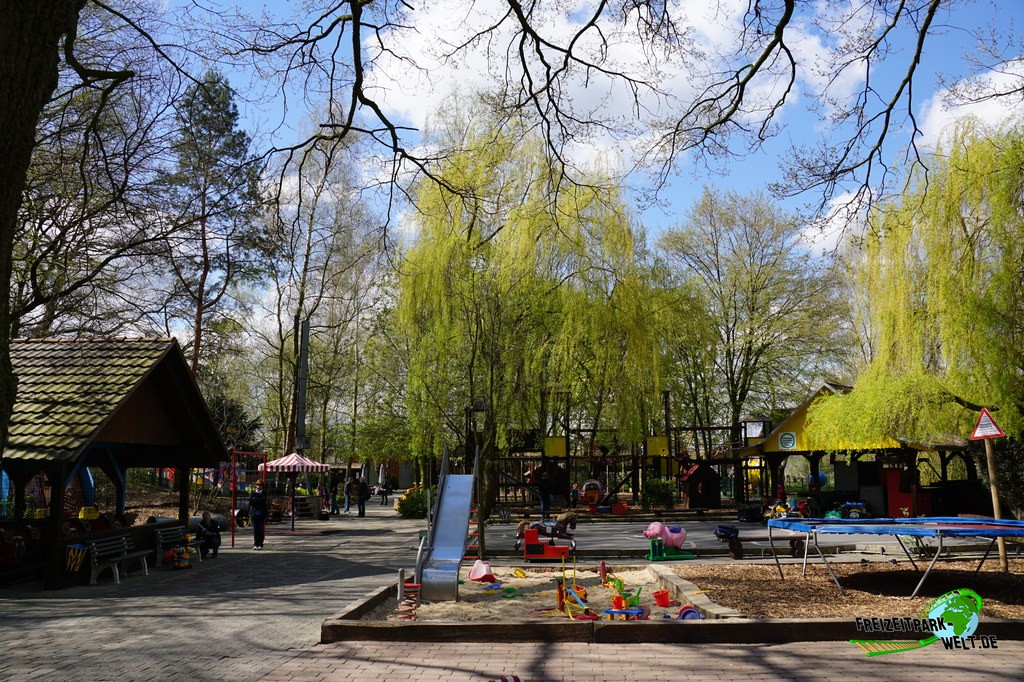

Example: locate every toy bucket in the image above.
[611,595,625,609]
[653,589,672,607]
[627,595,641,607]
[678,606,702,620]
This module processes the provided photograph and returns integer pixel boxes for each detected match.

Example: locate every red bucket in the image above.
[653,590,672,607]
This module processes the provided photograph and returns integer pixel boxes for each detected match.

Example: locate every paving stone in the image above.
[3,505,1021,680]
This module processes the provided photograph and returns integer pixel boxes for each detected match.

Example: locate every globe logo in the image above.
[925,588,983,640]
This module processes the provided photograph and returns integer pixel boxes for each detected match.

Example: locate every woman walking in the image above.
[249,480,269,550]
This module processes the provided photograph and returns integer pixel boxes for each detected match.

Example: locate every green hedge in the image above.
[643,477,676,509]
[396,487,435,519]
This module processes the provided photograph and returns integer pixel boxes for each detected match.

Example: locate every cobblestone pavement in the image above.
[1,504,1020,681]
[0,502,422,681]
[265,640,1024,681]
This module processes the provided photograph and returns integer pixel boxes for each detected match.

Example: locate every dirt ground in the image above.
[122,484,233,524]
[387,558,1024,622]
[670,558,1024,619]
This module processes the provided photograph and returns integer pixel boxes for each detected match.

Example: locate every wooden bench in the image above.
[153,526,204,567]
[88,535,153,584]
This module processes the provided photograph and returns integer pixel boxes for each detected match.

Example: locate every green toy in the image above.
[647,538,695,561]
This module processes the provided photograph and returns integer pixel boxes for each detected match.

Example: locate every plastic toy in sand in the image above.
[468,559,496,582]
[652,589,679,607]
[677,605,703,620]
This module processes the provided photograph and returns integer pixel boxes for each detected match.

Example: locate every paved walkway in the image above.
[266,640,1024,681]
[1,503,1020,681]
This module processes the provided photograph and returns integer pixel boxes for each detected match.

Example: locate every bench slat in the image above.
[154,526,203,567]
[88,534,153,585]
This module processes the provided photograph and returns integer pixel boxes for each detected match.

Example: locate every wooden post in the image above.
[43,465,68,590]
[983,438,1009,572]
[178,467,190,524]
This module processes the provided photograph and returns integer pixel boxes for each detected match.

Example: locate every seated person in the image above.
[197,511,222,559]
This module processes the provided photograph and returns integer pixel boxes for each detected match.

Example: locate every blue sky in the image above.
[191,1,1024,249]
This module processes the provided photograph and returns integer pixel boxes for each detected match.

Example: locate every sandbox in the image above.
[321,559,1024,644]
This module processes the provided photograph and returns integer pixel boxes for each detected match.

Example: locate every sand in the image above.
[390,564,687,622]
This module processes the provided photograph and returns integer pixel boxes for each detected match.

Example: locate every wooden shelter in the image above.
[677,461,722,509]
[0,338,225,587]
[738,383,980,516]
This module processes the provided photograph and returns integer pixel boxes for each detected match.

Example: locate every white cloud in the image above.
[801,189,871,256]
[919,60,1024,146]
[359,0,912,193]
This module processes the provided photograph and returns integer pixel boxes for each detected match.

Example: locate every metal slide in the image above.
[418,472,474,601]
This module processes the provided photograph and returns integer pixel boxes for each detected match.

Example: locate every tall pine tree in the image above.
[162,70,266,374]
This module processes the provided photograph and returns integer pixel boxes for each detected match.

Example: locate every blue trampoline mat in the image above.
[768,516,1024,538]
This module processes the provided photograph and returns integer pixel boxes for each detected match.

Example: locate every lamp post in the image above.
[471,398,487,559]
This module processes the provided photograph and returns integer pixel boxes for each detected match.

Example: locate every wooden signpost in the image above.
[970,408,1008,572]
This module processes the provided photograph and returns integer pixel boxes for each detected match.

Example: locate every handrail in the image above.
[413,532,428,584]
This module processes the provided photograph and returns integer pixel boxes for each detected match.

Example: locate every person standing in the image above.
[535,465,550,519]
[330,483,340,515]
[249,480,269,550]
[343,476,354,513]
[356,477,369,517]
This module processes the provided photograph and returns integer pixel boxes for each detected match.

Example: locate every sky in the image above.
[187,1,1024,253]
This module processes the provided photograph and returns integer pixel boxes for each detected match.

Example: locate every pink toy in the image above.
[468,559,496,582]
[643,521,687,549]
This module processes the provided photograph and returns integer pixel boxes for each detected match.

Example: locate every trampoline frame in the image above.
[766,516,1024,598]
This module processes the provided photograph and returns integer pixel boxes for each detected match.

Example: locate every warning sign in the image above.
[970,408,1005,440]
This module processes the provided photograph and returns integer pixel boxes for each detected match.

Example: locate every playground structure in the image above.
[496,413,740,514]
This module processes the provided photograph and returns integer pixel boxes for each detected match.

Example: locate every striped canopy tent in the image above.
[259,453,329,530]
[258,452,330,473]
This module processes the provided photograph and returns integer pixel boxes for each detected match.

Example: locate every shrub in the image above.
[643,478,676,509]
[396,487,434,519]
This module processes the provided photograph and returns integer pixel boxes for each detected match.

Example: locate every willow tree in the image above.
[808,122,1024,516]
[546,208,661,458]
[396,107,653,518]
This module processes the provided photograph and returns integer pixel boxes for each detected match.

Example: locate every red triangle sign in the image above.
[970,408,1005,440]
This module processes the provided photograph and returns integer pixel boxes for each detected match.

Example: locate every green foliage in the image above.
[396,487,434,519]
[162,70,268,371]
[809,121,1024,444]
[642,477,676,509]
[205,392,262,453]
[658,188,851,450]
[806,121,1024,516]
[396,102,658,477]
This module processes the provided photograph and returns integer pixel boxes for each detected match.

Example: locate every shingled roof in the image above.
[2,338,224,468]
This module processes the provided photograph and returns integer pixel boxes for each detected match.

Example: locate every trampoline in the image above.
[766,516,1024,598]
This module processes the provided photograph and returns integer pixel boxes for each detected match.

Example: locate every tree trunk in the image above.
[0,2,85,451]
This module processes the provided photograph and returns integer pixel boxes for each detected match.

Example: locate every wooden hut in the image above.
[677,461,722,509]
[0,338,224,588]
